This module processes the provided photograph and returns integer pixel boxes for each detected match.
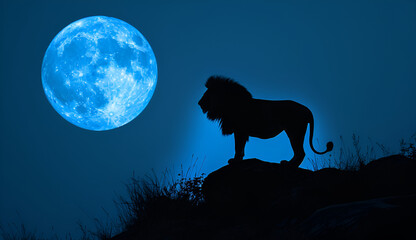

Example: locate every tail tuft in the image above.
[308,114,334,155]
[326,141,334,152]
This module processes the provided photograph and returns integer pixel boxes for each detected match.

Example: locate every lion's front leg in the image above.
[230,132,248,164]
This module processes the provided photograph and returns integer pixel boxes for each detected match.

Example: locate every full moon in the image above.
[41,16,157,131]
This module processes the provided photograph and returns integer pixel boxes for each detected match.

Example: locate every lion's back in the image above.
[251,99,312,124]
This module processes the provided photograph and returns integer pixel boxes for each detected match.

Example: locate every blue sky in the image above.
[1,0,415,237]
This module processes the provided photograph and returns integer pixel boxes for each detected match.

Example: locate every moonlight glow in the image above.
[41,16,157,131]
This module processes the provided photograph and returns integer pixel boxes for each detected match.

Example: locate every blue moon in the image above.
[41,16,157,131]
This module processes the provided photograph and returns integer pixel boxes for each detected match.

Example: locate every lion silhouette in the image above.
[198,76,333,167]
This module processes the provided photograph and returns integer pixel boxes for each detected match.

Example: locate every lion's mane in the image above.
[203,76,252,135]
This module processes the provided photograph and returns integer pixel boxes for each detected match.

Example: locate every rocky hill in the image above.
[112,155,416,240]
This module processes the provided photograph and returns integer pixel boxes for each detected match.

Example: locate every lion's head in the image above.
[198,76,252,135]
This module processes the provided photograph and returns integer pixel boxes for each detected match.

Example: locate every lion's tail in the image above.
[308,113,333,155]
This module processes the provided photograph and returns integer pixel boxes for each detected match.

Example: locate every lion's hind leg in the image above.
[286,124,307,168]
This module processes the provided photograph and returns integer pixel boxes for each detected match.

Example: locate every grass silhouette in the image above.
[2,136,415,240]
[1,224,46,240]
[308,134,395,171]
[400,134,416,160]
[115,168,205,233]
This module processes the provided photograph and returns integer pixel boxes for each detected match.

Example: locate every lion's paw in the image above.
[228,158,243,165]
[280,160,289,165]
[280,160,297,168]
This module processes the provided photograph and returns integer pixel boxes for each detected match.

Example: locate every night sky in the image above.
[1,0,415,237]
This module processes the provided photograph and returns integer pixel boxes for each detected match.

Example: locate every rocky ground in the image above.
[112,155,416,240]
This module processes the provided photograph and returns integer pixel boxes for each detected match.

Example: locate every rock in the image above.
[112,155,416,240]
[202,155,416,218]
[202,159,312,209]
[360,154,416,198]
[298,194,416,240]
